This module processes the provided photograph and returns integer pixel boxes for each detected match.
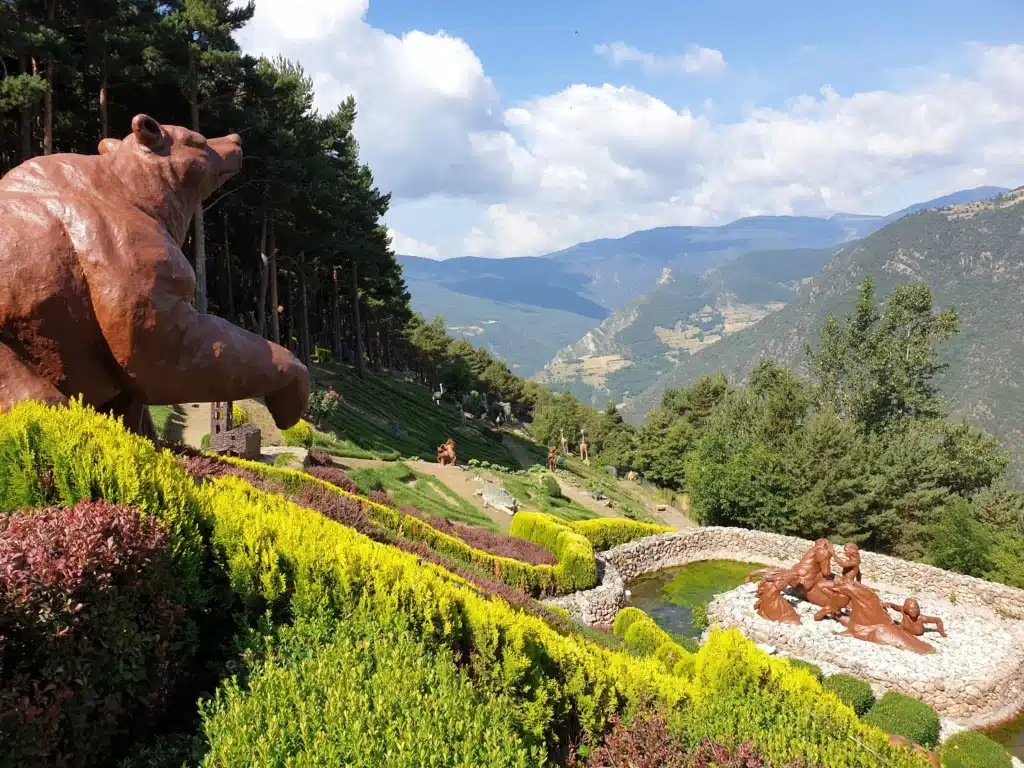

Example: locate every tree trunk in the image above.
[298,254,311,367]
[189,78,207,313]
[269,221,280,344]
[257,200,269,336]
[20,52,33,160]
[331,268,342,360]
[350,261,365,378]
[224,214,234,322]
[43,0,55,155]
[99,43,109,138]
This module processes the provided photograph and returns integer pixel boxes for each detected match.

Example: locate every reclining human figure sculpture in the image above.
[746,539,945,653]
[0,114,309,439]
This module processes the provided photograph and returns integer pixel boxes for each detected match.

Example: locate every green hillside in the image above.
[623,189,1024,481]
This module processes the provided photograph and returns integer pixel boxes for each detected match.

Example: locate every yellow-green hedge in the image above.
[612,607,692,668]
[1,402,932,767]
[508,511,598,592]
[571,518,674,551]
[218,456,566,595]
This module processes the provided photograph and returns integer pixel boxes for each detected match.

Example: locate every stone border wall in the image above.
[545,525,1024,728]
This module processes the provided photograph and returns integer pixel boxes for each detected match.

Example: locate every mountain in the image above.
[534,186,1012,407]
[882,186,1010,221]
[620,188,1024,481]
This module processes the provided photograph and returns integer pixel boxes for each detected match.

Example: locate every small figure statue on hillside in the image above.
[559,429,569,454]
[579,427,589,464]
[436,438,457,466]
[626,470,638,483]
[547,446,558,473]
[885,598,947,638]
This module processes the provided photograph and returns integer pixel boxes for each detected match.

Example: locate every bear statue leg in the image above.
[0,341,69,410]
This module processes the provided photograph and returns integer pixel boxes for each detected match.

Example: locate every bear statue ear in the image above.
[98,138,122,155]
[131,114,165,151]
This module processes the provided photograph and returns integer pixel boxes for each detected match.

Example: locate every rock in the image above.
[473,488,483,496]
[657,504,668,512]
[756,643,777,655]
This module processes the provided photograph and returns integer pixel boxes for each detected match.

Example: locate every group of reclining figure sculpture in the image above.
[747,540,947,654]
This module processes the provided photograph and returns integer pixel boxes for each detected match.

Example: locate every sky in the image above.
[235,0,1024,259]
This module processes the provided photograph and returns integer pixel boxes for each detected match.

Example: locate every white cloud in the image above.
[593,42,727,74]
[388,228,439,259]
[237,5,1024,259]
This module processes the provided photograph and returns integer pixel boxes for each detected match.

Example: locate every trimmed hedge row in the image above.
[220,456,589,596]
[822,674,875,716]
[571,518,674,551]
[863,692,941,750]
[508,511,598,592]
[611,607,695,677]
[939,731,1013,768]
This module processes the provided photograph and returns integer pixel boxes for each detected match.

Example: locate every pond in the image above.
[985,710,1024,759]
[625,559,767,639]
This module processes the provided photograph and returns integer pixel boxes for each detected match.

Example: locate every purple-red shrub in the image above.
[0,501,187,767]
[304,465,362,496]
[400,505,557,566]
[368,488,395,508]
[303,446,334,468]
[566,713,809,768]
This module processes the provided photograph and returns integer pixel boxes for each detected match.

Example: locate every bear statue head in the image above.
[99,114,243,244]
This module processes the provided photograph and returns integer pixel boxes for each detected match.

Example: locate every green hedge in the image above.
[787,658,824,683]
[541,475,563,498]
[199,612,542,767]
[938,731,1012,768]
[863,692,941,749]
[571,518,674,551]
[611,607,648,638]
[508,511,598,592]
[282,419,314,447]
[822,674,875,716]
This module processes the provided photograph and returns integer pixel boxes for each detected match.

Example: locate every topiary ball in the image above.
[938,731,1012,768]
[787,658,824,682]
[862,691,940,749]
[822,673,875,716]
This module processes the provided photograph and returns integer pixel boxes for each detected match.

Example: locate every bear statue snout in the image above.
[210,133,243,178]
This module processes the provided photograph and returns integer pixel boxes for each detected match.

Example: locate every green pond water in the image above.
[625,559,767,639]
[985,711,1024,759]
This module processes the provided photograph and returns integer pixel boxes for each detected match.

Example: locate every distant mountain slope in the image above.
[883,186,1010,221]
[621,188,1024,481]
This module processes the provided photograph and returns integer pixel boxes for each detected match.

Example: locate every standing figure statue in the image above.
[579,427,589,463]
[436,438,457,466]
[559,429,569,454]
[831,542,862,583]
[547,446,558,472]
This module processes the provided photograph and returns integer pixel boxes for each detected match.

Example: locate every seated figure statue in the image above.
[885,598,947,638]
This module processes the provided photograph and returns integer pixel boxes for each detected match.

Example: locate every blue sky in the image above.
[241,0,1024,258]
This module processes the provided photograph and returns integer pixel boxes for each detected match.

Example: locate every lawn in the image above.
[346,462,498,531]
[310,363,522,468]
[499,473,599,523]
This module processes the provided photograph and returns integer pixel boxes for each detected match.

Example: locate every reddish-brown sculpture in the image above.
[754,579,801,625]
[746,539,852,620]
[0,114,309,439]
[831,542,862,583]
[437,439,456,466]
[547,446,557,472]
[885,598,947,638]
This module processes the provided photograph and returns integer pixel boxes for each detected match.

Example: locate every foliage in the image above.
[570,518,674,551]
[822,675,875,716]
[508,511,598,592]
[231,404,250,426]
[541,474,563,498]
[862,692,941,749]
[282,419,314,448]
[937,731,1013,768]
[199,612,541,767]
[566,711,689,768]
[787,659,824,683]
[401,505,556,566]
[305,386,343,428]
[0,500,187,767]
[926,498,994,577]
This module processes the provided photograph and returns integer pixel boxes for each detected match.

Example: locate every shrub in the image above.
[612,607,648,638]
[571,518,674,551]
[200,432,210,449]
[938,731,1012,768]
[198,612,541,767]
[672,655,696,679]
[509,511,598,592]
[231,404,250,426]
[566,711,688,768]
[401,506,557,566]
[272,452,294,468]
[822,674,875,716]
[304,465,362,495]
[541,474,563,498]
[0,500,187,767]
[653,641,690,675]
[0,399,207,608]
[282,419,314,447]
[691,603,709,631]
[863,692,941,749]
[788,658,824,682]
[306,386,343,428]
[624,619,673,656]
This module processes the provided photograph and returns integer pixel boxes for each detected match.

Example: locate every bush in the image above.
[691,603,709,631]
[541,474,563,498]
[509,511,598,592]
[307,387,343,428]
[571,518,674,551]
[566,711,688,768]
[788,658,824,682]
[231,404,250,426]
[200,432,210,449]
[938,731,1012,768]
[304,465,362,495]
[303,446,334,468]
[282,419,314,447]
[863,692,941,749]
[198,612,541,767]
[624,619,673,656]
[653,641,690,675]
[612,607,648,638]
[0,500,187,767]
[823,674,875,716]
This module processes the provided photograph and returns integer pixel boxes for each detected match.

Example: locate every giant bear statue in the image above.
[0,114,309,438]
